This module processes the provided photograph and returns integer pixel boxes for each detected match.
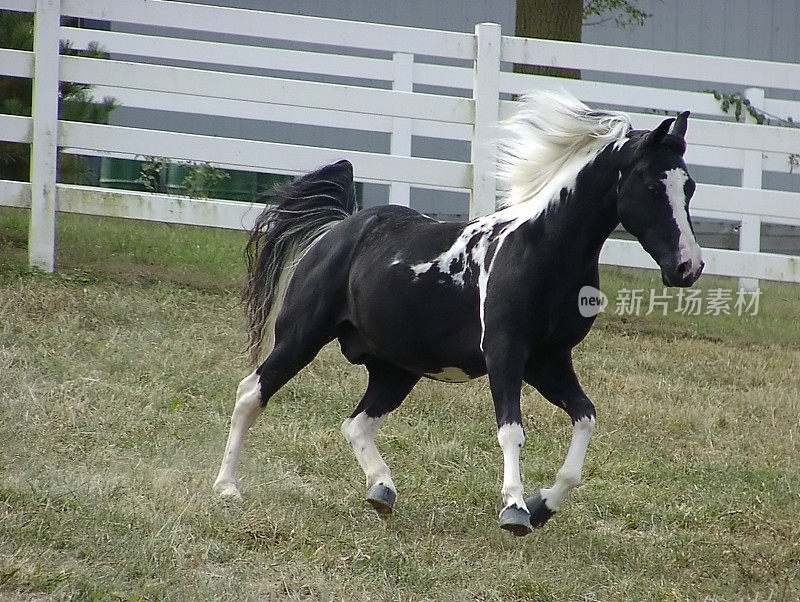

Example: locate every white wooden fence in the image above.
[1,0,799,287]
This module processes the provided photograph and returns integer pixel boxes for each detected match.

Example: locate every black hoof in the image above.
[525,492,556,528]
[366,484,396,516]
[499,505,532,537]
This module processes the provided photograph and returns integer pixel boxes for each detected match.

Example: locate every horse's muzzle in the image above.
[662,258,704,287]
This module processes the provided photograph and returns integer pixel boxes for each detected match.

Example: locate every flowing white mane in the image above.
[496,91,632,209]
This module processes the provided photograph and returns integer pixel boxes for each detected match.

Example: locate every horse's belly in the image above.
[423,367,475,383]
[338,308,485,378]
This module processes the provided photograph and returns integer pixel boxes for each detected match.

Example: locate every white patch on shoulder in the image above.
[409,219,493,287]
[407,204,537,350]
[403,96,625,351]
[424,367,473,383]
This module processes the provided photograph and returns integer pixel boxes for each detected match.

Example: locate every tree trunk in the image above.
[514,0,583,79]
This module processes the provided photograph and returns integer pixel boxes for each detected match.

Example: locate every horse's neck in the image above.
[519,150,622,266]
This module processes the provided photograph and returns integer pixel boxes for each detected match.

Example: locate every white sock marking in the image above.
[214,370,264,497]
[540,416,595,511]
[342,413,395,491]
[497,422,527,513]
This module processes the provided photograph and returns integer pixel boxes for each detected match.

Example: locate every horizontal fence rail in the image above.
[0,0,798,286]
[501,36,800,90]
[60,57,475,125]
[59,122,473,188]
[61,0,477,60]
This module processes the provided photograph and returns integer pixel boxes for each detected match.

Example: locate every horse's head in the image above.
[616,113,704,287]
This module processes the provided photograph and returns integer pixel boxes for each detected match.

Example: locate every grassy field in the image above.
[1,208,798,601]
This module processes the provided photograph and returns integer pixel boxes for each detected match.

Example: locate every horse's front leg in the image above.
[525,350,597,528]
[485,338,532,536]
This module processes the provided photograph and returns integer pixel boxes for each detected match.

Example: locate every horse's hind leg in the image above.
[213,335,330,499]
[341,362,419,515]
[213,369,263,498]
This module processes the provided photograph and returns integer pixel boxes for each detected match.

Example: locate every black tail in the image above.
[244,160,357,363]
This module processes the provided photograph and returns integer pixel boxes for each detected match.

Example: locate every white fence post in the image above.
[470,22,501,219]
[738,86,765,291]
[29,0,61,272]
[389,52,413,206]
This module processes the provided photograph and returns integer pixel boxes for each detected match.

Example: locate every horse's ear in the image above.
[643,117,675,147]
[670,111,690,139]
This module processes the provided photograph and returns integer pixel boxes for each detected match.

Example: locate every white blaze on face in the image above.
[662,168,703,269]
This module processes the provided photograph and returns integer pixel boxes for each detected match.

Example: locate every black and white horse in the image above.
[214,91,703,536]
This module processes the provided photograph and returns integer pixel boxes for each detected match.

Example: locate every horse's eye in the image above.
[646,183,660,195]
